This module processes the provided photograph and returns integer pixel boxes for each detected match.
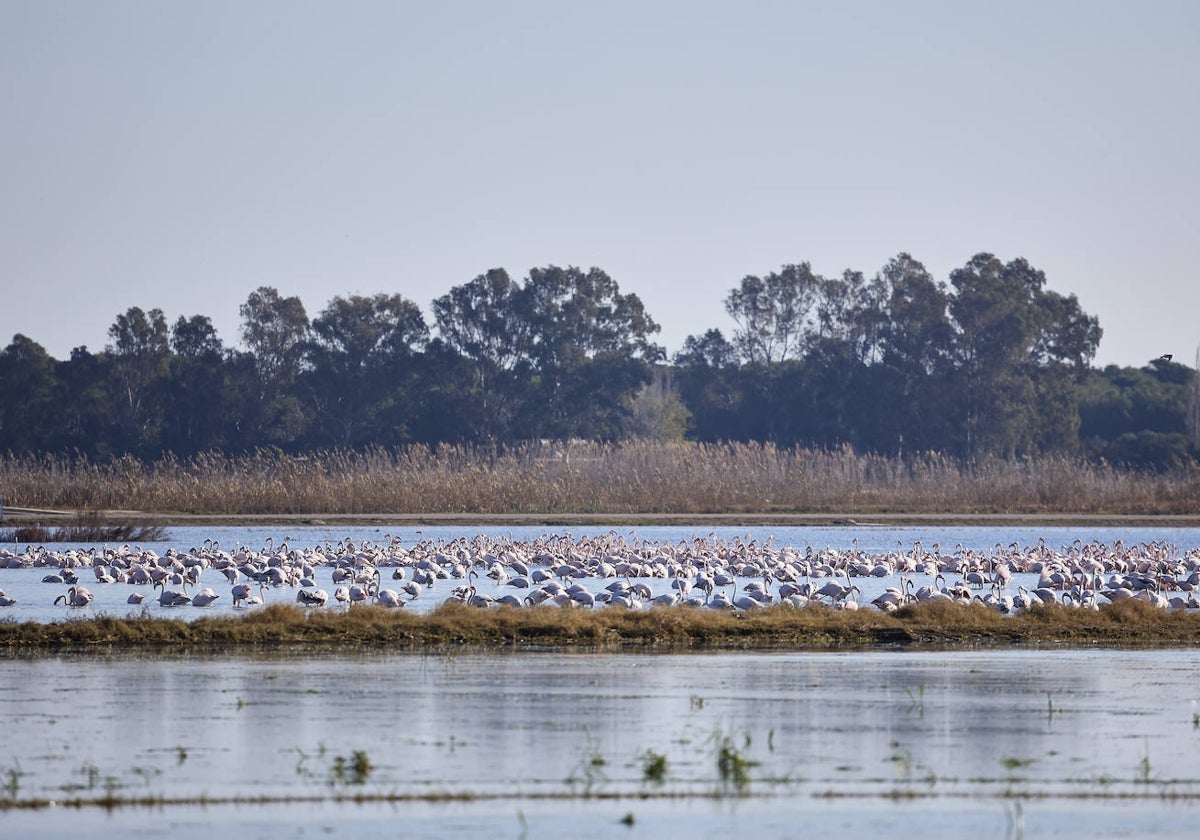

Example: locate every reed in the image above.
[0,511,166,543]
[1,443,1198,516]
[2,600,1200,650]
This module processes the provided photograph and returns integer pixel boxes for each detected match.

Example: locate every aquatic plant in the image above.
[710,729,758,791]
[1,760,23,801]
[639,750,667,784]
[330,750,373,786]
[565,732,608,795]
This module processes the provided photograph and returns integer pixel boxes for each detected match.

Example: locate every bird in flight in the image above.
[1158,353,1173,362]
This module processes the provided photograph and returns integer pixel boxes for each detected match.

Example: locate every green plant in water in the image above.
[710,728,758,790]
[905,684,925,718]
[131,765,161,787]
[1137,743,1153,784]
[68,760,101,793]
[2,760,24,800]
[331,750,373,785]
[565,732,608,794]
[640,749,667,784]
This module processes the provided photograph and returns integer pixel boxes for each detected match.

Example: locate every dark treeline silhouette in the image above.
[0,255,1195,468]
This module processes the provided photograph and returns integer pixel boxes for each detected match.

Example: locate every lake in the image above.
[1,648,1198,838]
[3,523,1200,621]
[2,523,1199,838]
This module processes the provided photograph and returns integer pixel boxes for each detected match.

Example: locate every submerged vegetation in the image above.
[2,442,1200,517]
[2,599,1199,651]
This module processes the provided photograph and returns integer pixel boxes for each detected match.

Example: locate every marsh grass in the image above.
[3,600,1199,650]
[711,729,758,790]
[1,442,1198,516]
[639,750,668,785]
[0,510,166,543]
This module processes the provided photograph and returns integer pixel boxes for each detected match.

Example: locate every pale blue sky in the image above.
[2,0,1197,367]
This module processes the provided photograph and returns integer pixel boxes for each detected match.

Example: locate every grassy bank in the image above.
[2,443,1199,517]
[3,600,1199,651]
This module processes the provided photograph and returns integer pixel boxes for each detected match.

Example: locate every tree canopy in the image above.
[0,255,1193,468]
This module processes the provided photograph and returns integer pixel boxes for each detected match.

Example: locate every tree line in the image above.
[0,254,1195,468]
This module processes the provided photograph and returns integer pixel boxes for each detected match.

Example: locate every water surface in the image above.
[2,649,1198,838]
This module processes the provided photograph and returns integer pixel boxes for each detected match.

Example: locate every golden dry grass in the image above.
[2,442,1198,516]
[2,600,1199,651]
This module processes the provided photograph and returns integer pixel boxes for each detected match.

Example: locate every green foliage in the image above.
[330,750,373,785]
[0,255,1192,464]
[640,749,668,783]
[1080,360,1195,467]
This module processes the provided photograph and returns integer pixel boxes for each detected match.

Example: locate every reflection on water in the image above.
[2,649,1199,838]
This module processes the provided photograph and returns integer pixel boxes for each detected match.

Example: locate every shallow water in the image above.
[3,524,1199,622]
[2,648,1199,838]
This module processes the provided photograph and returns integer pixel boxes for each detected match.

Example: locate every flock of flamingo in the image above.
[1,532,1199,615]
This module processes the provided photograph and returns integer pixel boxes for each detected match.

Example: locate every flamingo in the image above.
[231,582,264,608]
[54,586,94,607]
[374,588,405,608]
[297,588,329,606]
[191,588,220,607]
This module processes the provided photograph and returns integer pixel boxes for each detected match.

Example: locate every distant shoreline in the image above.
[5,506,1200,530]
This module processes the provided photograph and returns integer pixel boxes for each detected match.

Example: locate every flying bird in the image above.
[1158,354,1173,362]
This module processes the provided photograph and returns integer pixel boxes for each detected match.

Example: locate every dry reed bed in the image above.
[1,443,1198,516]
[2,600,1199,650]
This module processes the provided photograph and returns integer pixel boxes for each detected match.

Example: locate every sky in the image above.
[2,0,1197,368]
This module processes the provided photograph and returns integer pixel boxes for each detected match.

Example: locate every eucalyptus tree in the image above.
[432,268,531,441]
[239,286,309,386]
[49,346,118,457]
[948,253,1101,458]
[799,269,892,447]
[520,265,663,441]
[719,263,825,442]
[435,265,662,442]
[874,253,956,453]
[106,306,170,454]
[237,287,309,447]
[161,315,231,455]
[724,263,822,368]
[0,334,59,452]
[303,292,429,447]
[673,328,756,441]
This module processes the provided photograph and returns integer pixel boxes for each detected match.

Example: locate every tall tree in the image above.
[876,253,956,453]
[55,346,119,458]
[724,263,821,369]
[304,293,428,447]
[0,334,59,452]
[673,329,757,441]
[432,268,531,440]
[161,315,231,454]
[237,287,309,447]
[520,265,663,441]
[948,254,1101,457]
[106,306,170,454]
